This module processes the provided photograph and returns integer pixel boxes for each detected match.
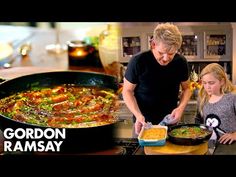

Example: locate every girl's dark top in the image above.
[125,50,189,124]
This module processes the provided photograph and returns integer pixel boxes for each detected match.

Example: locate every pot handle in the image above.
[0,78,6,83]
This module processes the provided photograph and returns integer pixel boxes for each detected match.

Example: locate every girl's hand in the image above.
[219,132,236,144]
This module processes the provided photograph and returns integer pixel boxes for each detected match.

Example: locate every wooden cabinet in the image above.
[176,23,232,62]
[204,32,231,60]
[179,31,232,62]
[122,36,141,57]
[177,23,233,80]
[179,34,201,59]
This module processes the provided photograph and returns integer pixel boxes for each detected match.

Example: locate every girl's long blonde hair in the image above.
[198,63,236,116]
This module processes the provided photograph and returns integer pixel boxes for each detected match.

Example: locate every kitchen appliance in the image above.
[113,138,141,155]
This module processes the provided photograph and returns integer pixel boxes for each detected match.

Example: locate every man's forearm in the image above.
[178,88,192,111]
[122,91,144,122]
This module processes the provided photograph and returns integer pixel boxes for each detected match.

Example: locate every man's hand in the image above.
[134,115,145,135]
[135,121,143,135]
[170,107,184,124]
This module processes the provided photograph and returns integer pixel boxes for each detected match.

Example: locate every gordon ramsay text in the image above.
[3,128,66,152]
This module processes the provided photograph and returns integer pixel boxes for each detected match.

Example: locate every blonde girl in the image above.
[196,63,236,144]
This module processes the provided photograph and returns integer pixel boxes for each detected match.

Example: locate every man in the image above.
[122,23,192,137]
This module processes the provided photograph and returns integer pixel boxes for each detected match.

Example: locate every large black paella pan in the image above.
[0,71,119,153]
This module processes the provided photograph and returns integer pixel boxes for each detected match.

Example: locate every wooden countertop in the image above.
[0,26,106,73]
[0,66,63,80]
[0,66,105,81]
[144,141,208,155]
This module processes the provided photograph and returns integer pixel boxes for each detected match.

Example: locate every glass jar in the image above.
[98,23,123,82]
[67,40,102,68]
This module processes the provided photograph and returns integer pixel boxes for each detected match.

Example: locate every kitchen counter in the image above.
[213,142,236,155]
[142,140,236,155]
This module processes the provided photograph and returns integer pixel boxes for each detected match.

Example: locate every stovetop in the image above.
[113,138,141,155]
